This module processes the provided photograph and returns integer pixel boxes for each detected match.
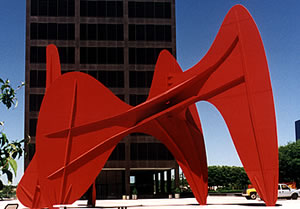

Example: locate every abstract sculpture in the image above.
[17,5,278,208]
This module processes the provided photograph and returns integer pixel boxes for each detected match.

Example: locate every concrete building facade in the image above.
[25,0,179,199]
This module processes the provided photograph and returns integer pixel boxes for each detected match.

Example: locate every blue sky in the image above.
[0,0,299,184]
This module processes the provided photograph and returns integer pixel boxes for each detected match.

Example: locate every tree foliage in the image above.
[208,166,250,190]
[279,140,300,187]
[0,78,24,190]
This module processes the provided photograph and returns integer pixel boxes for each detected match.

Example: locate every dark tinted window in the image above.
[129,48,172,65]
[98,71,124,88]
[108,143,125,160]
[29,119,37,137]
[29,94,44,112]
[116,94,125,101]
[30,47,46,63]
[80,0,123,17]
[79,70,124,88]
[80,47,124,64]
[58,47,75,64]
[129,95,147,106]
[130,143,174,160]
[30,23,75,40]
[31,0,38,16]
[128,1,171,18]
[28,143,36,161]
[80,24,123,41]
[30,70,46,88]
[31,0,75,17]
[58,24,75,40]
[129,24,171,41]
[129,71,153,88]
[31,47,74,64]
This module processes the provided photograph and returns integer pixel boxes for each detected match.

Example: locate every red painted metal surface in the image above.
[17,5,278,207]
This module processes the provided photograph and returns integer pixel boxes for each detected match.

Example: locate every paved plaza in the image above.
[1,196,300,209]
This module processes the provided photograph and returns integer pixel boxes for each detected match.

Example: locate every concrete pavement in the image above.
[1,196,300,209]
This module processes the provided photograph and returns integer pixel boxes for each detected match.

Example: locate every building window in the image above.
[30,47,75,64]
[80,24,123,41]
[129,71,153,88]
[80,0,123,17]
[79,70,125,88]
[129,48,172,65]
[58,47,75,64]
[31,0,75,17]
[29,119,37,137]
[28,143,36,161]
[108,143,125,161]
[30,70,46,88]
[80,47,124,64]
[30,23,75,40]
[129,24,171,42]
[129,95,147,106]
[116,94,125,101]
[98,71,124,88]
[29,94,44,112]
[130,143,174,160]
[128,1,171,19]
[30,47,46,63]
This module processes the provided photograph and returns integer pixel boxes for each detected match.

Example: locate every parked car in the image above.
[278,184,300,199]
[243,184,300,200]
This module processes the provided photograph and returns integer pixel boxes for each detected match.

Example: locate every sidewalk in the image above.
[1,196,300,209]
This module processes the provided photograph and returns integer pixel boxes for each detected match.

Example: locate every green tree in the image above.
[279,141,300,187]
[0,78,24,190]
[208,166,249,190]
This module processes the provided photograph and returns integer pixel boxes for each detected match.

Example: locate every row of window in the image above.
[129,24,171,42]
[129,48,172,65]
[128,1,171,19]
[30,47,171,65]
[78,70,125,88]
[80,47,124,64]
[130,143,174,161]
[108,142,175,161]
[129,71,153,88]
[80,0,123,17]
[80,24,123,41]
[30,23,172,41]
[31,23,75,40]
[30,70,154,89]
[31,0,171,19]
[31,0,75,17]
[30,47,75,64]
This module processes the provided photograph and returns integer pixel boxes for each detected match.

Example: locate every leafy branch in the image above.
[0,78,24,192]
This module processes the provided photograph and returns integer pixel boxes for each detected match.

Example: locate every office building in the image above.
[25,0,178,198]
[295,120,300,141]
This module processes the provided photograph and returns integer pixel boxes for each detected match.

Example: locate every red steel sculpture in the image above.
[17,5,278,208]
